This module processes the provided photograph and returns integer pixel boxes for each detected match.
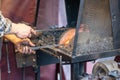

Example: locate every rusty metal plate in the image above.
[75,0,113,56]
[82,0,112,37]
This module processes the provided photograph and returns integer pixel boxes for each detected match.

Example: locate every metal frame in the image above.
[35,0,120,80]
[71,0,120,79]
[34,0,41,26]
[71,0,120,62]
[71,0,85,80]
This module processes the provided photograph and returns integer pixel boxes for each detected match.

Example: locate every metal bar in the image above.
[71,62,86,80]
[71,1,85,80]
[35,27,68,33]
[109,0,120,49]
[72,0,85,56]
[72,48,120,63]
[48,47,71,57]
[59,56,62,80]
[6,43,11,73]
[40,48,59,58]
[35,66,40,80]
[36,52,40,80]
[31,44,63,50]
[22,67,25,80]
[34,0,40,26]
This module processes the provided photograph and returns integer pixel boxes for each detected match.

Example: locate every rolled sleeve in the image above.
[0,12,12,37]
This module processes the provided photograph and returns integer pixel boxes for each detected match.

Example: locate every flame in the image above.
[59,24,89,46]
[65,40,70,44]
[59,29,75,46]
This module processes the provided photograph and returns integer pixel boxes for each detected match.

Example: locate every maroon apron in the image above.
[0,0,65,80]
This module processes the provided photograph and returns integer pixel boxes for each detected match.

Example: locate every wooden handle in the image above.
[4,34,23,45]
